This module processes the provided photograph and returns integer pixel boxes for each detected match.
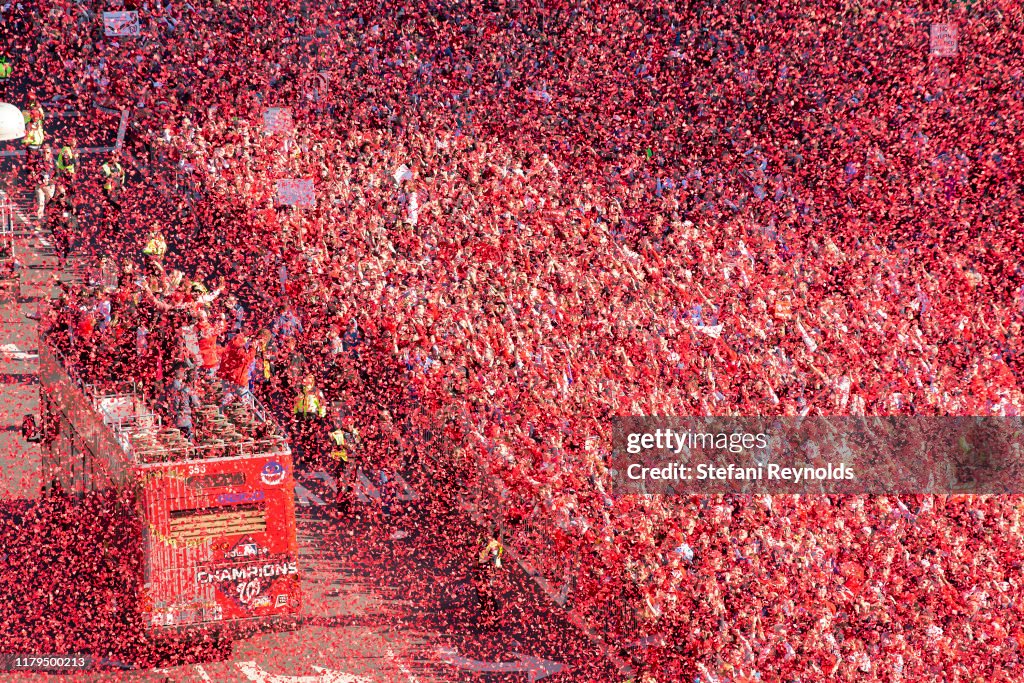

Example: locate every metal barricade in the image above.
[0,192,11,235]
[0,192,16,286]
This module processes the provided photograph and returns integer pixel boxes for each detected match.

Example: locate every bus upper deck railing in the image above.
[128,435,291,465]
[93,388,290,464]
[42,334,290,465]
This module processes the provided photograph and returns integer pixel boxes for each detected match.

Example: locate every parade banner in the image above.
[301,71,331,109]
[103,11,141,37]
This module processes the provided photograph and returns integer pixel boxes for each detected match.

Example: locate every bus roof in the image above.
[41,336,290,467]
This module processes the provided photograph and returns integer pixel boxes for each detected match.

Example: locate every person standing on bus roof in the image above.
[251,328,275,394]
[196,309,223,379]
[222,294,247,341]
[219,332,257,408]
[165,364,200,440]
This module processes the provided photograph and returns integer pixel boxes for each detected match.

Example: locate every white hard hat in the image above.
[0,103,26,141]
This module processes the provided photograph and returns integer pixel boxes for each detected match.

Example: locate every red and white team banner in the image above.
[275,179,316,208]
[140,454,300,629]
[930,23,958,57]
[103,11,141,37]
[301,71,331,106]
[263,107,294,136]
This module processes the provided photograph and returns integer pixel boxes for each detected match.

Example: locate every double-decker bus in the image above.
[38,334,301,638]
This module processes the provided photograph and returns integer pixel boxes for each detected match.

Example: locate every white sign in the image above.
[275,179,316,208]
[694,323,724,339]
[930,63,951,87]
[526,85,552,103]
[930,23,958,57]
[393,164,412,185]
[263,107,294,136]
[103,11,141,37]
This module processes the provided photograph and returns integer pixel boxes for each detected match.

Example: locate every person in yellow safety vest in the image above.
[293,373,326,419]
[101,151,126,205]
[56,137,78,178]
[474,531,505,622]
[291,373,325,467]
[328,425,358,463]
[327,411,361,508]
[254,328,273,382]
[142,229,167,266]
[478,535,504,569]
[0,56,11,80]
[23,100,45,150]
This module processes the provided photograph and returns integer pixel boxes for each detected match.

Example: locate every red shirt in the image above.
[219,337,256,387]
[197,321,220,369]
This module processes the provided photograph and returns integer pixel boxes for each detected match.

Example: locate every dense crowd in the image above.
[4,0,1024,679]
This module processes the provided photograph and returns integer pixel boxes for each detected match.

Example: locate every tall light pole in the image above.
[0,103,25,142]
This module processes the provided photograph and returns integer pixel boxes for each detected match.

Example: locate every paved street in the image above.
[0,186,57,501]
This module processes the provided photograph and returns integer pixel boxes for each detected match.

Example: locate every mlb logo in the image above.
[226,535,265,559]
